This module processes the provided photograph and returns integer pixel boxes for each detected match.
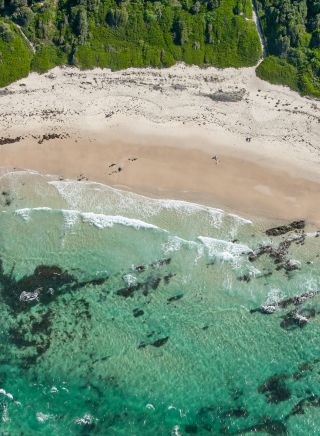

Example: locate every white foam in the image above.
[2,404,9,423]
[62,209,79,227]
[171,425,182,436]
[0,389,14,401]
[162,236,184,254]
[81,212,160,230]
[49,180,252,230]
[265,288,283,306]
[74,414,94,425]
[19,290,40,302]
[198,236,252,262]
[123,274,137,286]
[36,412,52,423]
[14,207,161,231]
[229,213,252,225]
[15,207,52,221]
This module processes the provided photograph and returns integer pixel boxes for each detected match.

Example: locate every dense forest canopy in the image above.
[255,0,320,97]
[0,0,319,97]
[0,0,261,86]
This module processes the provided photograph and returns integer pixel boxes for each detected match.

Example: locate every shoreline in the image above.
[1,64,320,225]
[1,124,320,226]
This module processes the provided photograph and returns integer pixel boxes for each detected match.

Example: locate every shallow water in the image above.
[1,171,320,435]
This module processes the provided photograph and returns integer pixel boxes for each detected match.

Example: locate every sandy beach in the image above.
[1,63,320,224]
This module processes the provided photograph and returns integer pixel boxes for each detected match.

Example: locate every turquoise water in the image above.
[1,170,320,435]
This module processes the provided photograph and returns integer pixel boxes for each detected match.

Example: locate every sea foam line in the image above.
[198,236,252,262]
[14,207,161,231]
[49,180,252,226]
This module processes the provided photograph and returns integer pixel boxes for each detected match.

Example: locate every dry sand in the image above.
[0,64,320,224]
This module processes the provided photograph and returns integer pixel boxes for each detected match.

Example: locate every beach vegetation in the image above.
[0,0,261,86]
[254,0,320,98]
[0,18,32,87]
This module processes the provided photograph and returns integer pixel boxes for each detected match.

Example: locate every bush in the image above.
[0,19,31,87]
[256,56,299,91]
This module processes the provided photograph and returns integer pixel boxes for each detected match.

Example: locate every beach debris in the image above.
[1,190,12,206]
[0,136,22,145]
[128,157,138,162]
[203,88,246,102]
[77,174,88,181]
[108,165,123,175]
[38,133,67,144]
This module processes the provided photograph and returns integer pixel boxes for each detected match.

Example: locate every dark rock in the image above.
[223,407,249,418]
[290,395,320,416]
[258,374,291,403]
[133,308,144,318]
[238,274,251,283]
[266,220,305,237]
[135,265,146,273]
[239,418,288,435]
[250,291,319,315]
[185,424,198,434]
[149,277,161,290]
[280,308,315,330]
[167,294,183,303]
[138,336,169,349]
[163,273,176,285]
[151,258,171,268]
[116,284,140,298]
[151,336,169,347]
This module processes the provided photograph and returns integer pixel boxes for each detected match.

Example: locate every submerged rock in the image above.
[133,308,144,318]
[185,424,198,434]
[250,290,319,315]
[258,374,291,403]
[280,308,316,330]
[167,294,183,303]
[138,336,169,349]
[238,418,288,435]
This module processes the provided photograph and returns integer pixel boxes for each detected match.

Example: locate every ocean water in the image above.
[1,170,320,435]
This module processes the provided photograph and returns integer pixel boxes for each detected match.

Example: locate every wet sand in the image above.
[1,127,320,225]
